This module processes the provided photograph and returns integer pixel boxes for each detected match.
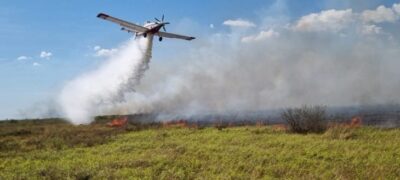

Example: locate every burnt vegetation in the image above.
[0,119,117,152]
[0,117,164,153]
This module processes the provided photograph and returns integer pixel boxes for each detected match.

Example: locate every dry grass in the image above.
[324,125,356,140]
[0,118,164,152]
[324,116,363,140]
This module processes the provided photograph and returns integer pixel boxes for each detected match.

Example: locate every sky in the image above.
[0,0,399,119]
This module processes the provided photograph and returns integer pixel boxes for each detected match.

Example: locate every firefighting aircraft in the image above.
[97,13,195,41]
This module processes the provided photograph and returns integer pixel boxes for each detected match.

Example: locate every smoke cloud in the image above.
[59,2,400,124]
[59,37,153,124]
[112,3,400,119]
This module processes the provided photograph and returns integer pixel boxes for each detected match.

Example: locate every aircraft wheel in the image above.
[159,37,163,41]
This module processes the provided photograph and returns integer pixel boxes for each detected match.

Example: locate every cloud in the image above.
[293,4,400,35]
[394,4,400,14]
[361,24,382,35]
[241,29,279,43]
[93,46,101,51]
[293,9,354,32]
[223,19,256,28]
[361,5,398,23]
[209,24,214,29]
[32,62,40,66]
[16,56,30,60]
[93,45,118,57]
[40,51,52,59]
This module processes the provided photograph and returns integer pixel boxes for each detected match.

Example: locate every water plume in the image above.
[59,36,153,124]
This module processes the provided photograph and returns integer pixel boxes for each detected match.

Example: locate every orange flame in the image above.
[350,116,362,128]
[162,119,189,128]
[107,116,128,127]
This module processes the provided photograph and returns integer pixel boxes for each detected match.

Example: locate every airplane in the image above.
[97,13,195,42]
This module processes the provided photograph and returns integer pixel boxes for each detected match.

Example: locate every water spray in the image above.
[59,37,153,124]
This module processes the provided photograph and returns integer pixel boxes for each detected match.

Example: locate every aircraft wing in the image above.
[97,13,148,33]
[158,32,195,41]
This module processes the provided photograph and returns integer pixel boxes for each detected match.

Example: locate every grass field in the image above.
[1,119,400,179]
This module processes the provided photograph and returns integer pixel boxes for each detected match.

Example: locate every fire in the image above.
[162,119,189,128]
[107,116,128,127]
[350,116,362,127]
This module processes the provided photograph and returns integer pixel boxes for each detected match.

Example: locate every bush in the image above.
[281,105,327,134]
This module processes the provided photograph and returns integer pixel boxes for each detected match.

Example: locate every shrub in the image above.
[281,105,328,134]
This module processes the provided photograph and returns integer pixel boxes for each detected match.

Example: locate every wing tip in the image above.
[97,13,109,19]
[188,37,196,41]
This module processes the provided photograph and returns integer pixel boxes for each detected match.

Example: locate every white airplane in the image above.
[97,13,195,42]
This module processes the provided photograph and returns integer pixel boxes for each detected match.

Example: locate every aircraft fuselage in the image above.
[139,22,169,36]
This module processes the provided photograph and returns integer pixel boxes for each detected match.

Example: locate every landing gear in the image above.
[159,37,163,42]
[143,33,147,38]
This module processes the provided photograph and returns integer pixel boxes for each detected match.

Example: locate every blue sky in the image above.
[0,0,398,119]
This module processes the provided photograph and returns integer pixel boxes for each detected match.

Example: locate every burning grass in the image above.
[323,116,363,140]
[107,116,128,127]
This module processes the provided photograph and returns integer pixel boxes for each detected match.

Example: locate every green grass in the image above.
[1,120,400,179]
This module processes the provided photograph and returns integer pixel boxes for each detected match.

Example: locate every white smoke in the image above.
[58,2,400,124]
[108,3,400,119]
[59,36,153,124]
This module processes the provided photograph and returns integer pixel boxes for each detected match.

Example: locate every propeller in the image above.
[154,15,167,32]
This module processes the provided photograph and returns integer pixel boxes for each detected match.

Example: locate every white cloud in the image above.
[292,3,400,35]
[361,24,382,35]
[40,51,52,59]
[17,56,30,60]
[93,46,101,51]
[361,5,397,23]
[209,24,214,29]
[223,19,256,28]
[294,9,354,32]
[393,4,400,14]
[93,46,118,57]
[241,29,280,43]
[32,62,41,66]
